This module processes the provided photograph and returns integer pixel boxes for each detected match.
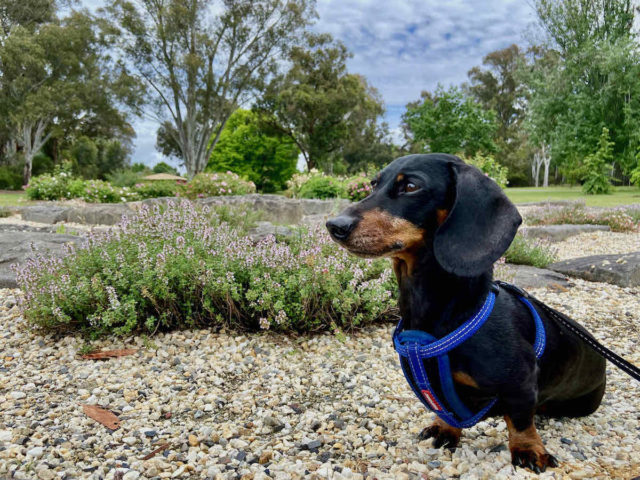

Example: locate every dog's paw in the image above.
[418,421,461,449]
[510,447,559,473]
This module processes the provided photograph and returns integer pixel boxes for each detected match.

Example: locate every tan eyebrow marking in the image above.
[396,173,404,182]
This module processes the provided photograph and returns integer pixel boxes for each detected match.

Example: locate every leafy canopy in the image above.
[207,109,298,193]
[403,85,498,156]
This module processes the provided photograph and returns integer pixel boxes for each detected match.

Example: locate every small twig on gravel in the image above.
[141,442,171,460]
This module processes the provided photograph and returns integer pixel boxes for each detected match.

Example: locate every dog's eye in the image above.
[405,182,419,193]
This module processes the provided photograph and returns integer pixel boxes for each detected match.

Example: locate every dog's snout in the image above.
[326,215,357,241]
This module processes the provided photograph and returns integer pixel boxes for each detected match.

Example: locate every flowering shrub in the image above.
[285,169,322,197]
[14,202,396,336]
[26,164,137,203]
[524,204,639,233]
[505,234,558,268]
[345,175,373,201]
[26,164,76,200]
[80,180,138,203]
[181,172,256,199]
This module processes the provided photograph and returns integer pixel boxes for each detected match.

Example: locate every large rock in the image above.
[520,224,610,242]
[21,206,70,224]
[508,264,571,290]
[199,194,349,225]
[65,204,132,225]
[549,252,640,287]
[0,231,81,288]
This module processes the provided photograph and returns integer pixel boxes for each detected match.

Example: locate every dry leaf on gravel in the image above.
[82,404,121,430]
[80,349,137,360]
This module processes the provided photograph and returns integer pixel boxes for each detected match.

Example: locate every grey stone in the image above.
[0,231,81,288]
[199,194,350,225]
[65,204,132,225]
[508,264,572,290]
[21,206,69,224]
[549,252,640,287]
[247,222,293,243]
[520,224,610,242]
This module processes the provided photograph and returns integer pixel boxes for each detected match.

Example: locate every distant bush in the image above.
[0,164,23,190]
[582,127,613,195]
[505,234,558,268]
[181,172,256,199]
[26,164,137,203]
[152,161,179,175]
[26,164,76,200]
[344,175,372,201]
[15,202,396,337]
[80,180,138,203]
[298,175,346,199]
[462,153,509,188]
[525,204,638,233]
[134,181,179,199]
[107,168,144,188]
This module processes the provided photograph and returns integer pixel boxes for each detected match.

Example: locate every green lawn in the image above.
[0,191,33,208]
[505,186,640,207]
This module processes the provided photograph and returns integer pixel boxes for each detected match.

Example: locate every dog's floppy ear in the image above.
[433,162,522,277]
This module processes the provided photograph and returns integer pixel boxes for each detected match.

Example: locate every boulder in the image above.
[65,204,133,225]
[508,264,572,290]
[247,222,293,243]
[520,224,610,242]
[0,231,81,288]
[21,206,69,224]
[549,252,640,287]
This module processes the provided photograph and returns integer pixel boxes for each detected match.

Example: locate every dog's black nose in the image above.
[326,215,357,241]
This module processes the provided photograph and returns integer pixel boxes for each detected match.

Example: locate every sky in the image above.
[122,0,539,170]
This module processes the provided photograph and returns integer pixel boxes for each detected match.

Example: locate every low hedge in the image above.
[14,202,396,337]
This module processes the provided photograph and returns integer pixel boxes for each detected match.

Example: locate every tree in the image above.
[207,109,297,192]
[106,0,315,178]
[0,6,139,183]
[152,161,178,175]
[402,85,498,156]
[467,44,529,181]
[582,127,613,194]
[523,0,640,184]
[257,33,385,172]
[332,75,393,174]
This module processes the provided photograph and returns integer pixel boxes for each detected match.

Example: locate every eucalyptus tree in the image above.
[105,0,315,178]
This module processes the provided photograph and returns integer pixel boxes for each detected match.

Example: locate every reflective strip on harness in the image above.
[393,284,546,429]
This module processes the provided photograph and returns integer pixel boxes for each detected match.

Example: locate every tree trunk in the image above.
[542,144,551,187]
[532,152,542,187]
[18,119,50,186]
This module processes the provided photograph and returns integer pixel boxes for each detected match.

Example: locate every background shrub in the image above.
[134,181,179,199]
[0,164,23,190]
[298,175,346,199]
[505,234,558,268]
[462,153,510,188]
[181,172,256,199]
[14,202,396,337]
[26,163,75,200]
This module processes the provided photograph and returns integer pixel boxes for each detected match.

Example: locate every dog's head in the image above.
[326,154,522,277]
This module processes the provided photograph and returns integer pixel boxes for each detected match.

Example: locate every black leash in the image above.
[495,281,640,383]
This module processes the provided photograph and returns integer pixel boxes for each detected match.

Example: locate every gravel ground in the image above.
[553,231,639,261]
[1,278,639,480]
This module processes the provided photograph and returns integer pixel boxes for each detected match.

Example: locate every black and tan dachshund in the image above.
[326,153,606,472]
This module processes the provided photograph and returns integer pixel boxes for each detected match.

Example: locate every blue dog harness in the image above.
[392,282,546,429]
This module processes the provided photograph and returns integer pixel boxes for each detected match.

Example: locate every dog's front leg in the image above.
[418,416,461,449]
[504,412,559,473]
